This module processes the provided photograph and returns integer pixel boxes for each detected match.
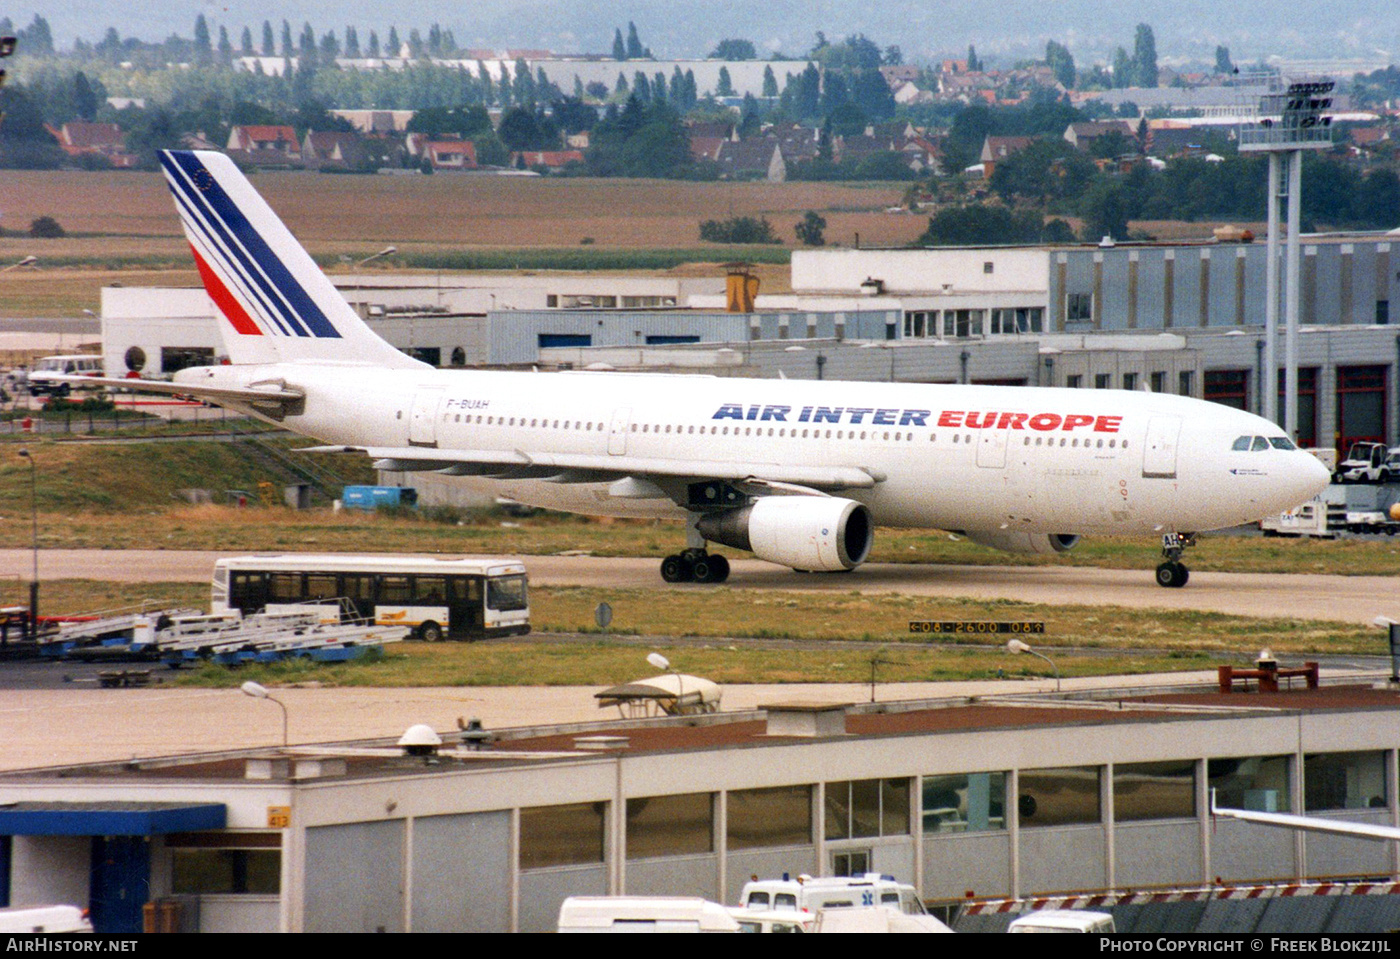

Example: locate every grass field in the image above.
[1,170,907,315]
[0,436,1397,572]
[0,437,374,512]
[31,578,1370,689]
[2,502,1399,576]
[179,641,1218,689]
[1,171,916,246]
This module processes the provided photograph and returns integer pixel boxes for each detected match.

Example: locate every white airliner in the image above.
[86,150,1331,587]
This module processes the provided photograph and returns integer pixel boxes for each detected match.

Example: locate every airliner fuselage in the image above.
[187,362,1331,537]
[137,149,1333,588]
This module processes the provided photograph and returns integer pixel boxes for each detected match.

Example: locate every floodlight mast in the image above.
[1240,78,1334,439]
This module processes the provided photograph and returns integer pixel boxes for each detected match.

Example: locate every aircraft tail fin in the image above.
[158,149,425,369]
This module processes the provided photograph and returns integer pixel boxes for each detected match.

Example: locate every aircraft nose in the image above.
[1290,450,1332,503]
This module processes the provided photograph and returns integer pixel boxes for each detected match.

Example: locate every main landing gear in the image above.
[1155,531,1196,588]
[660,549,730,584]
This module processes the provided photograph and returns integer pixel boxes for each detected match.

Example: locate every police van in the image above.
[737,873,927,915]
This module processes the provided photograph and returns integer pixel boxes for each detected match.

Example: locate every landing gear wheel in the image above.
[661,546,731,585]
[1156,532,1196,588]
[660,554,694,583]
[1155,562,1188,588]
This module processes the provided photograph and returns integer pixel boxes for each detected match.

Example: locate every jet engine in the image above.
[697,497,873,572]
[962,530,1081,555]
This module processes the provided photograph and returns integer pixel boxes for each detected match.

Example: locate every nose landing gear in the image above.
[1155,532,1196,588]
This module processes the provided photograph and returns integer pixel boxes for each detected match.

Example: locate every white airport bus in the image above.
[211,554,530,641]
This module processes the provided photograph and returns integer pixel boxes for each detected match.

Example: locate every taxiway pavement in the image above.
[1,549,1395,625]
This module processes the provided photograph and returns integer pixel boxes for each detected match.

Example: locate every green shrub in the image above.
[29,215,66,238]
[698,215,780,244]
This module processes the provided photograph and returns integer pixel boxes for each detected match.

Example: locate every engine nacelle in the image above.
[697,497,873,572]
[962,530,1081,555]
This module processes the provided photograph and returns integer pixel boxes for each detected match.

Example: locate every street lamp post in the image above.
[241,681,289,747]
[647,652,684,716]
[1007,639,1060,692]
[350,245,397,318]
[16,448,36,639]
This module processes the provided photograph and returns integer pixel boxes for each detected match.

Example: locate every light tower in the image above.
[1239,79,1334,438]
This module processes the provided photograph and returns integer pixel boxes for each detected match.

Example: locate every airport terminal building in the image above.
[2,681,1398,933]
[98,233,1400,456]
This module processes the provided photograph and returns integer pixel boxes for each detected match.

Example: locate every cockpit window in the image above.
[1251,436,1270,451]
[1268,437,1297,451]
[1232,436,1252,451]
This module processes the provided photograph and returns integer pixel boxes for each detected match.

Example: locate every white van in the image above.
[728,908,813,933]
[738,873,927,915]
[1008,909,1116,933]
[557,896,741,933]
[0,905,94,933]
[27,354,103,397]
[814,905,954,933]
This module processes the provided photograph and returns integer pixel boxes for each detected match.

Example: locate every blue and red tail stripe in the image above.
[189,244,262,336]
[162,152,303,336]
[160,151,341,340]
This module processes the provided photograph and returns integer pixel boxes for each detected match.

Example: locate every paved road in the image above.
[1,549,1395,624]
[0,669,1258,772]
[1,548,1394,771]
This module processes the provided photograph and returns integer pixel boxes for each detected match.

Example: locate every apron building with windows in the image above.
[1,680,1397,933]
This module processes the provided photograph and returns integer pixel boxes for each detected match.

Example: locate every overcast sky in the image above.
[7,0,1397,65]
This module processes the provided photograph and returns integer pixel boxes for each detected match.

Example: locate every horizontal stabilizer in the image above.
[48,375,304,416]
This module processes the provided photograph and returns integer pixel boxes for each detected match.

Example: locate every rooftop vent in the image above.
[761,702,852,738]
[458,717,491,750]
[398,723,443,757]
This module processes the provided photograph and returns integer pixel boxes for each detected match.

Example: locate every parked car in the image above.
[1008,909,1115,933]
[0,905,94,933]
[557,896,740,933]
[27,354,103,397]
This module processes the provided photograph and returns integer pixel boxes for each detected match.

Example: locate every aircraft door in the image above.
[975,413,1009,468]
[1142,417,1182,478]
[608,407,631,455]
[409,388,444,447]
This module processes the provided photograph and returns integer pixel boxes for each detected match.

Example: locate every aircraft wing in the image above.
[45,375,304,417]
[1211,797,1400,842]
[300,444,883,491]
